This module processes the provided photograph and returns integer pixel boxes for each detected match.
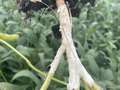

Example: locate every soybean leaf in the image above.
[0,82,27,90]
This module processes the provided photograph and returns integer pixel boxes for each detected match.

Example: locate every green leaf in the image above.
[100,68,114,80]
[0,82,27,90]
[12,70,41,86]
[16,45,34,57]
[0,57,14,64]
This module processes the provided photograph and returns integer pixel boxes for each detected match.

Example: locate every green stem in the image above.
[0,39,67,86]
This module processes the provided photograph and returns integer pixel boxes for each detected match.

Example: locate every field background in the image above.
[0,0,120,90]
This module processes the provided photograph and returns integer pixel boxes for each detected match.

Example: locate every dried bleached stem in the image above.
[40,44,65,90]
[58,4,80,90]
[58,3,102,90]
[40,0,102,90]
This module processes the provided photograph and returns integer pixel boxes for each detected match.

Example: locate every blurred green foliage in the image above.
[0,0,120,90]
